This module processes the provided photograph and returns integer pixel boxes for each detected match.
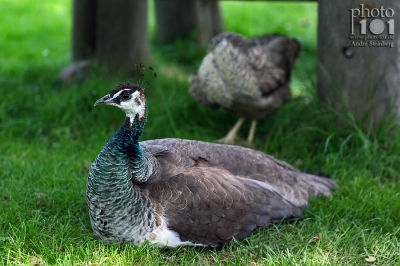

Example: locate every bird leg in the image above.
[245,119,257,147]
[217,117,245,144]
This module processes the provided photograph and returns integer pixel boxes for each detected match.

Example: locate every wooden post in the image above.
[96,0,151,72]
[197,0,224,45]
[317,0,400,128]
[61,0,151,82]
[155,0,199,43]
[72,0,96,61]
[155,0,223,45]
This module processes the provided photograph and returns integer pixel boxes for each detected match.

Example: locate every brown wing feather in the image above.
[140,139,336,207]
[144,167,302,247]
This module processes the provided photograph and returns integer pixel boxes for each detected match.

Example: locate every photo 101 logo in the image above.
[349,4,395,48]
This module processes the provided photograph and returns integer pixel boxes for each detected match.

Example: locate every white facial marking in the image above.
[111,90,146,123]
[112,89,129,98]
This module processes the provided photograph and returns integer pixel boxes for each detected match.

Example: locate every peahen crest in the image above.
[134,62,157,90]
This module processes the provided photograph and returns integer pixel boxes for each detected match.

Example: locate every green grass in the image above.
[1,0,399,265]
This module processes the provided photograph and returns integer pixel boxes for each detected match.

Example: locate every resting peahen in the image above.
[87,81,336,248]
[189,32,301,146]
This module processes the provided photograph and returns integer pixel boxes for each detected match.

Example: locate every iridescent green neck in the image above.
[87,112,156,244]
[92,112,148,185]
[118,114,146,149]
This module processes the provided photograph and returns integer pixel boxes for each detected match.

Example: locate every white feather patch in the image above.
[113,90,146,123]
[149,217,204,247]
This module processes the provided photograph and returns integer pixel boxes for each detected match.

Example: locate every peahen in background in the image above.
[87,81,336,248]
[189,32,302,146]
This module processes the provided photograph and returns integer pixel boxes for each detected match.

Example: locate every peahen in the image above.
[189,32,301,146]
[87,81,336,248]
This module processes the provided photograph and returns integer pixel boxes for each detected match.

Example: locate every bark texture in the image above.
[317,0,400,128]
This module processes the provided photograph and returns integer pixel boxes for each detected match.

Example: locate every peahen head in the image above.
[95,82,147,125]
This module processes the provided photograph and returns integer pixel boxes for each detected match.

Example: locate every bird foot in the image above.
[217,137,255,147]
[244,140,255,148]
[217,136,236,145]
[236,139,255,148]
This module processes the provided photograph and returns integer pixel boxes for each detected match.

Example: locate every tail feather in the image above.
[258,172,337,208]
[295,173,337,207]
[303,173,337,197]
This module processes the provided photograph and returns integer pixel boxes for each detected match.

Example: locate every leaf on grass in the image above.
[364,248,377,263]
[220,251,234,260]
[30,256,45,266]
[247,262,261,266]
[310,233,322,244]
[163,255,176,261]
[365,256,376,263]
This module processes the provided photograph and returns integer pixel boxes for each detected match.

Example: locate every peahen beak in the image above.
[94,94,113,106]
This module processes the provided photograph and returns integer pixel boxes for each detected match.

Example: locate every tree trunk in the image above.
[155,0,199,43]
[317,0,400,128]
[96,0,150,72]
[155,0,223,45]
[72,0,96,61]
[197,0,224,45]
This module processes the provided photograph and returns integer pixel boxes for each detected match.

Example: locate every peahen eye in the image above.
[121,91,131,100]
